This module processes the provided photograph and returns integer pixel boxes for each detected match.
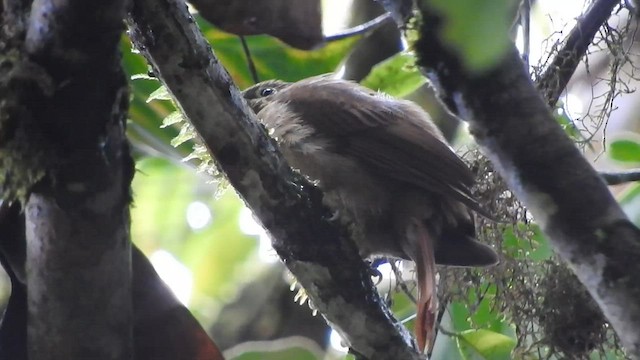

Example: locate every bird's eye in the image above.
[260,88,276,97]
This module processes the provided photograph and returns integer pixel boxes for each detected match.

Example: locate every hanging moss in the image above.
[435,151,627,359]
[539,262,608,358]
[0,48,55,203]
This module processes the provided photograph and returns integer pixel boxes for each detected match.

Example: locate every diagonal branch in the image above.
[415,1,640,357]
[535,0,621,106]
[126,0,422,358]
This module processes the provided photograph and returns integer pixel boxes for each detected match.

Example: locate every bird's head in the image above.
[242,80,291,113]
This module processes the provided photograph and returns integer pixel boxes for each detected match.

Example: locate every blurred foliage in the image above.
[554,103,592,147]
[360,52,426,97]
[196,17,358,89]
[224,337,322,360]
[421,0,516,73]
[609,137,640,163]
[620,183,640,225]
[230,346,317,360]
[456,329,515,360]
[130,157,261,324]
[115,1,640,360]
[0,1,636,359]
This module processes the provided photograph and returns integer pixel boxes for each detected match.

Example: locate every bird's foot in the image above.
[367,263,383,285]
[325,210,341,222]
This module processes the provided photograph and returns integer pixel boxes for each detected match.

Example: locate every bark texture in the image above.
[414,0,640,356]
[535,0,621,105]
[127,0,423,358]
[19,0,134,358]
[0,200,223,360]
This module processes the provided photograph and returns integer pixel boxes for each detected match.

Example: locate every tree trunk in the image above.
[16,0,134,357]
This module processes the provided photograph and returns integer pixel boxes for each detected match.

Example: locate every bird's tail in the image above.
[405,218,438,353]
[435,225,498,267]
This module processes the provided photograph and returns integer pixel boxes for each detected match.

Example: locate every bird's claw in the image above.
[326,210,341,222]
[370,268,383,285]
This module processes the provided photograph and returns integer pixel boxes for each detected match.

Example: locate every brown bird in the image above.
[243,75,498,352]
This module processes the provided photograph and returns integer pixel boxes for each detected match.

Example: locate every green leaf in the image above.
[466,286,500,329]
[197,17,359,89]
[619,183,640,225]
[609,139,640,163]
[456,329,515,360]
[528,225,552,261]
[554,105,585,143]
[228,344,319,360]
[425,0,516,73]
[449,301,473,332]
[431,307,466,360]
[123,19,358,160]
[361,52,427,97]
[433,303,515,359]
[229,348,317,360]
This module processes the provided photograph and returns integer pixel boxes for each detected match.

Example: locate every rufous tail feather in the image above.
[412,219,438,353]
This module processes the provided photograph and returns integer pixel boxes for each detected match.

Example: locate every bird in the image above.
[242,75,499,352]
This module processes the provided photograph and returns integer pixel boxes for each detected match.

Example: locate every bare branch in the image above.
[415,2,640,357]
[600,169,640,185]
[126,0,422,358]
[535,0,621,106]
[324,13,392,42]
[376,0,414,25]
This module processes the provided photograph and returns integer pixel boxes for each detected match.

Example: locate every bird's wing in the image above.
[275,77,489,216]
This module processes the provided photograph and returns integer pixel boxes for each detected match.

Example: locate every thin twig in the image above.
[600,169,640,185]
[427,298,450,358]
[324,13,393,42]
[389,259,418,304]
[239,35,259,84]
[535,0,621,107]
[436,324,457,337]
